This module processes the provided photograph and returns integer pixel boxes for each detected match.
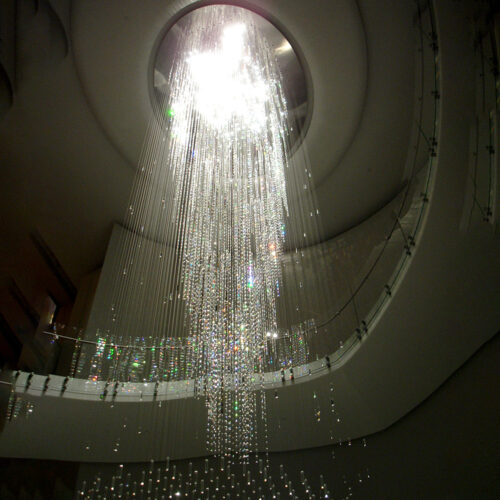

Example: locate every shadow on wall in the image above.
[0,457,77,499]
[0,0,69,119]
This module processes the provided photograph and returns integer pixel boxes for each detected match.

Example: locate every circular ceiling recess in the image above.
[73,0,409,239]
[152,4,311,151]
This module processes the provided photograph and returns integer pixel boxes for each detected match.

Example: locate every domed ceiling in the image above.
[69,0,417,244]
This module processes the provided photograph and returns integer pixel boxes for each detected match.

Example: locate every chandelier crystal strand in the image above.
[161,6,293,458]
[79,2,325,459]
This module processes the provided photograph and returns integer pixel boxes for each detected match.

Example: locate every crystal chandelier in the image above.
[167,7,291,457]
[79,2,320,464]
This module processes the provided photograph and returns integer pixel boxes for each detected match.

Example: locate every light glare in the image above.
[185,23,269,129]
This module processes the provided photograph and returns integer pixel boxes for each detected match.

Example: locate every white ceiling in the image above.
[0,0,417,284]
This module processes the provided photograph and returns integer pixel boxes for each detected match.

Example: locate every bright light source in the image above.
[185,23,269,129]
